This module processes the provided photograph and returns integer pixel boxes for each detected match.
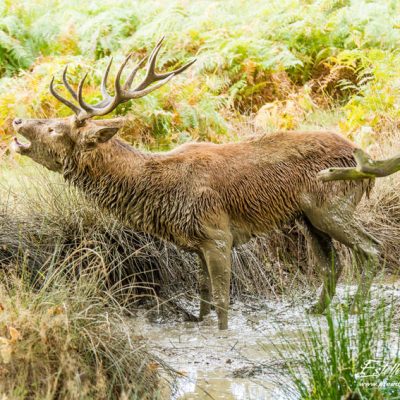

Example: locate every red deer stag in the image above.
[12,38,388,330]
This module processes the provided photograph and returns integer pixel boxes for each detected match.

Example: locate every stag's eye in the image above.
[48,127,61,137]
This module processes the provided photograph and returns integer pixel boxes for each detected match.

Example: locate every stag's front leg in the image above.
[200,234,232,330]
[197,253,211,320]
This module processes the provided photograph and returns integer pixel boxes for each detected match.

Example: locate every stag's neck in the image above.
[63,138,152,225]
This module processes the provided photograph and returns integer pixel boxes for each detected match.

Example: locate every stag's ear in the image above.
[84,126,119,148]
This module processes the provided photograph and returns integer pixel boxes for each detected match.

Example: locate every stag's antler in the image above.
[50,37,196,122]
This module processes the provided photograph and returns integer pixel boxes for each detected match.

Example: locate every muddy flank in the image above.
[135,282,400,400]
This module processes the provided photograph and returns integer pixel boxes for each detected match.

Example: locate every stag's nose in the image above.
[13,118,23,126]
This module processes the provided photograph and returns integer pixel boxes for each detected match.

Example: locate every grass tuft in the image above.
[281,297,400,399]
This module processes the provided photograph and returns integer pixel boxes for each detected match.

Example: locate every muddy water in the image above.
[137,283,400,400]
[137,296,310,399]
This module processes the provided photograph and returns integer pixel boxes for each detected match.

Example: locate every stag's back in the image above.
[148,131,371,243]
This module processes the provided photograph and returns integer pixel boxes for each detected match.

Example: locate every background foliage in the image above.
[1,0,400,149]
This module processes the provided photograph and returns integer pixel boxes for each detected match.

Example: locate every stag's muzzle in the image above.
[11,118,32,154]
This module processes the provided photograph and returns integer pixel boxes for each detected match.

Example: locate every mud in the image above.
[134,282,400,400]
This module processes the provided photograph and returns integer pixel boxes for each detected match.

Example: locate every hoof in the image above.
[199,314,213,325]
[199,310,211,322]
[218,318,228,330]
[199,302,211,321]
[184,314,200,322]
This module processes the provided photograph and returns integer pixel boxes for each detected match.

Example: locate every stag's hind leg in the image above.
[302,219,343,314]
[350,245,380,313]
[301,195,380,312]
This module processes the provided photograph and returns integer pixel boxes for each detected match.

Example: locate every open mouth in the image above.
[10,136,31,153]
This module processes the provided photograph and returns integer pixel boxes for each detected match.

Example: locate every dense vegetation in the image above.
[1,0,400,148]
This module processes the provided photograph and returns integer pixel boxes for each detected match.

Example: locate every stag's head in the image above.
[11,37,195,171]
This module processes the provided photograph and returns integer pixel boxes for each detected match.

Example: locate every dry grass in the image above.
[0,266,166,400]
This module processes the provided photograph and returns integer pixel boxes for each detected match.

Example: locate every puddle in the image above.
[135,283,400,400]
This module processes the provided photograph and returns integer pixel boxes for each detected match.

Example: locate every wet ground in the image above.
[138,298,302,399]
[136,282,400,400]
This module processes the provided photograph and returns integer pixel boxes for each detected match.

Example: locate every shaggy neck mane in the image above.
[63,138,152,223]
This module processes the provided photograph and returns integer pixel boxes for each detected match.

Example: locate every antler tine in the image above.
[147,36,165,77]
[78,58,114,111]
[123,56,147,90]
[130,73,176,98]
[100,57,113,101]
[50,77,81,115]
[114,52,133,98]
[154,58,197,82]
[133,36,165,91]
[160,58,197,78]
[77,73,93,112]
[62,66,78,101]
[133,36,196,92]
[77,57,129,115]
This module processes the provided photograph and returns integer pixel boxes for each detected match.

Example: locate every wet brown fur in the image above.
[64,130,371,249]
